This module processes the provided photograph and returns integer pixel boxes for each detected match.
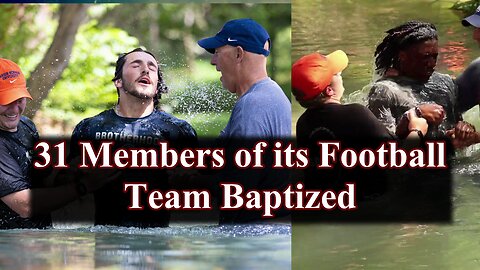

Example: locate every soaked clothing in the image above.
[0,117,51,229]
[455,57,480,113]
[220,77,291,140]
[71,109,197,227]
[296,103,393,144]
[367,72,461,138]
[296,103,393,194]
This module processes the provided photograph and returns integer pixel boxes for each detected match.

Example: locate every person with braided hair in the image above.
[69,48,197,227]
[367,21,476,147]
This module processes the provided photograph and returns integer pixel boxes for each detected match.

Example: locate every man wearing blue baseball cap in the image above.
[197,18,291,224]
[198,18,291,140]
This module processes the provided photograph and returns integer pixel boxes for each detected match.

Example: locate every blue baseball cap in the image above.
[197,18,271,56]
[462,5,480,27]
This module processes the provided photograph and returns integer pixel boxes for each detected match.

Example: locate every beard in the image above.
[122,80,157,100]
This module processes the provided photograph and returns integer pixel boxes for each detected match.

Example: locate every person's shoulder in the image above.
[81,109,112,124]
[248,78,286,97]
[431,71,454,83]
[73,109,112,132]
[344,102,368,110]
[341,103,373,115]
[18,116,37,131]
[241,78,290,108]
[430,72,456,92]
[371,77,401,89]
[152,110,197,137]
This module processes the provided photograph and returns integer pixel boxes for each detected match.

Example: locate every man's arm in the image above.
[1,184,79,218]
[367,83,397,133]
[1,167,120,218]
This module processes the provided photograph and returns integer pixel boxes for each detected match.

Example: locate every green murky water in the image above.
[293,0,480,269]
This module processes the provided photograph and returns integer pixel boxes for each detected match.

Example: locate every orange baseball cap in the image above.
[292,50,349,101]
[0,58,32,105]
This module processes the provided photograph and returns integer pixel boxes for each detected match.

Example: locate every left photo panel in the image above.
[0,3,291,269]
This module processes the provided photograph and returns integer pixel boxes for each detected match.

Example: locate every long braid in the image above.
[374,21,438,77]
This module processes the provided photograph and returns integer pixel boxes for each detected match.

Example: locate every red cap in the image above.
[292,50,348,101]
[0,58,32,105]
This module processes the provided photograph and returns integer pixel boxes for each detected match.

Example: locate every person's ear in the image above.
[235,46,245,62]
[324,86,335,96]
[114,79,122,88]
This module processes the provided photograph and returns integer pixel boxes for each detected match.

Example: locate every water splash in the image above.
[48,224,291,237]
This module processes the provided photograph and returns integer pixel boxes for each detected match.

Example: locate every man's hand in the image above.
[446,121,479,149]
[396,108,428,138]
[407,109,428,135]
[417,103,445,126]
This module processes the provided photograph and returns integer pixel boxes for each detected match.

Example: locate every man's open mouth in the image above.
[138,77,152,84]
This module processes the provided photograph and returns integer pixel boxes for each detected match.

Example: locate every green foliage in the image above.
[272,26,292,99]
[452,0,480,14]
[0,5,44,60]
[41,21,139,121]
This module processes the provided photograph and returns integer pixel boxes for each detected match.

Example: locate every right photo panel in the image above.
[292,0,480,268]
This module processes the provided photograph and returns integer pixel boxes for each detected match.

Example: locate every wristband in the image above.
[409,128,424,141]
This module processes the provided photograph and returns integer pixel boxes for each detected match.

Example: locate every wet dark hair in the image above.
[112,47,168,109]
[374,21,438,77]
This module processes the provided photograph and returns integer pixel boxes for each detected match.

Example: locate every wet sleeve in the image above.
[367,83,397,133]
[0,143,30,198]
[68,121,86,161]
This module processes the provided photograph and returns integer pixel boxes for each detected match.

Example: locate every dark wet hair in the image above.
[112,47,168,109]
[374,21,438,77]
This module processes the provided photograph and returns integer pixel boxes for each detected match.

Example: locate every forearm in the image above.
[1,183,81,218]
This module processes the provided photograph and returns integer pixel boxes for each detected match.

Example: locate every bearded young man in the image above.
[70,48,197,227]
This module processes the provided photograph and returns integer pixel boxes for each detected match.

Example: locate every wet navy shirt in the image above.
[0,117,51,229]
[71,109,197,227]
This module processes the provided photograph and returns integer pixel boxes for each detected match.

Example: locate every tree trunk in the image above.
[24,4,90,119]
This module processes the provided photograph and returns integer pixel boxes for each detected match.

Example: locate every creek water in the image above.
[293,0,480,269]
[0,224,291,269]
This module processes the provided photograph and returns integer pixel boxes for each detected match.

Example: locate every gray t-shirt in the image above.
[367,72,461,137]
[220,77,291,139]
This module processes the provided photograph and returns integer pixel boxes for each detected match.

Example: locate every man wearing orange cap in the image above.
[0,58,115,229]
[292,50,427,144]
[292,50,427,194]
